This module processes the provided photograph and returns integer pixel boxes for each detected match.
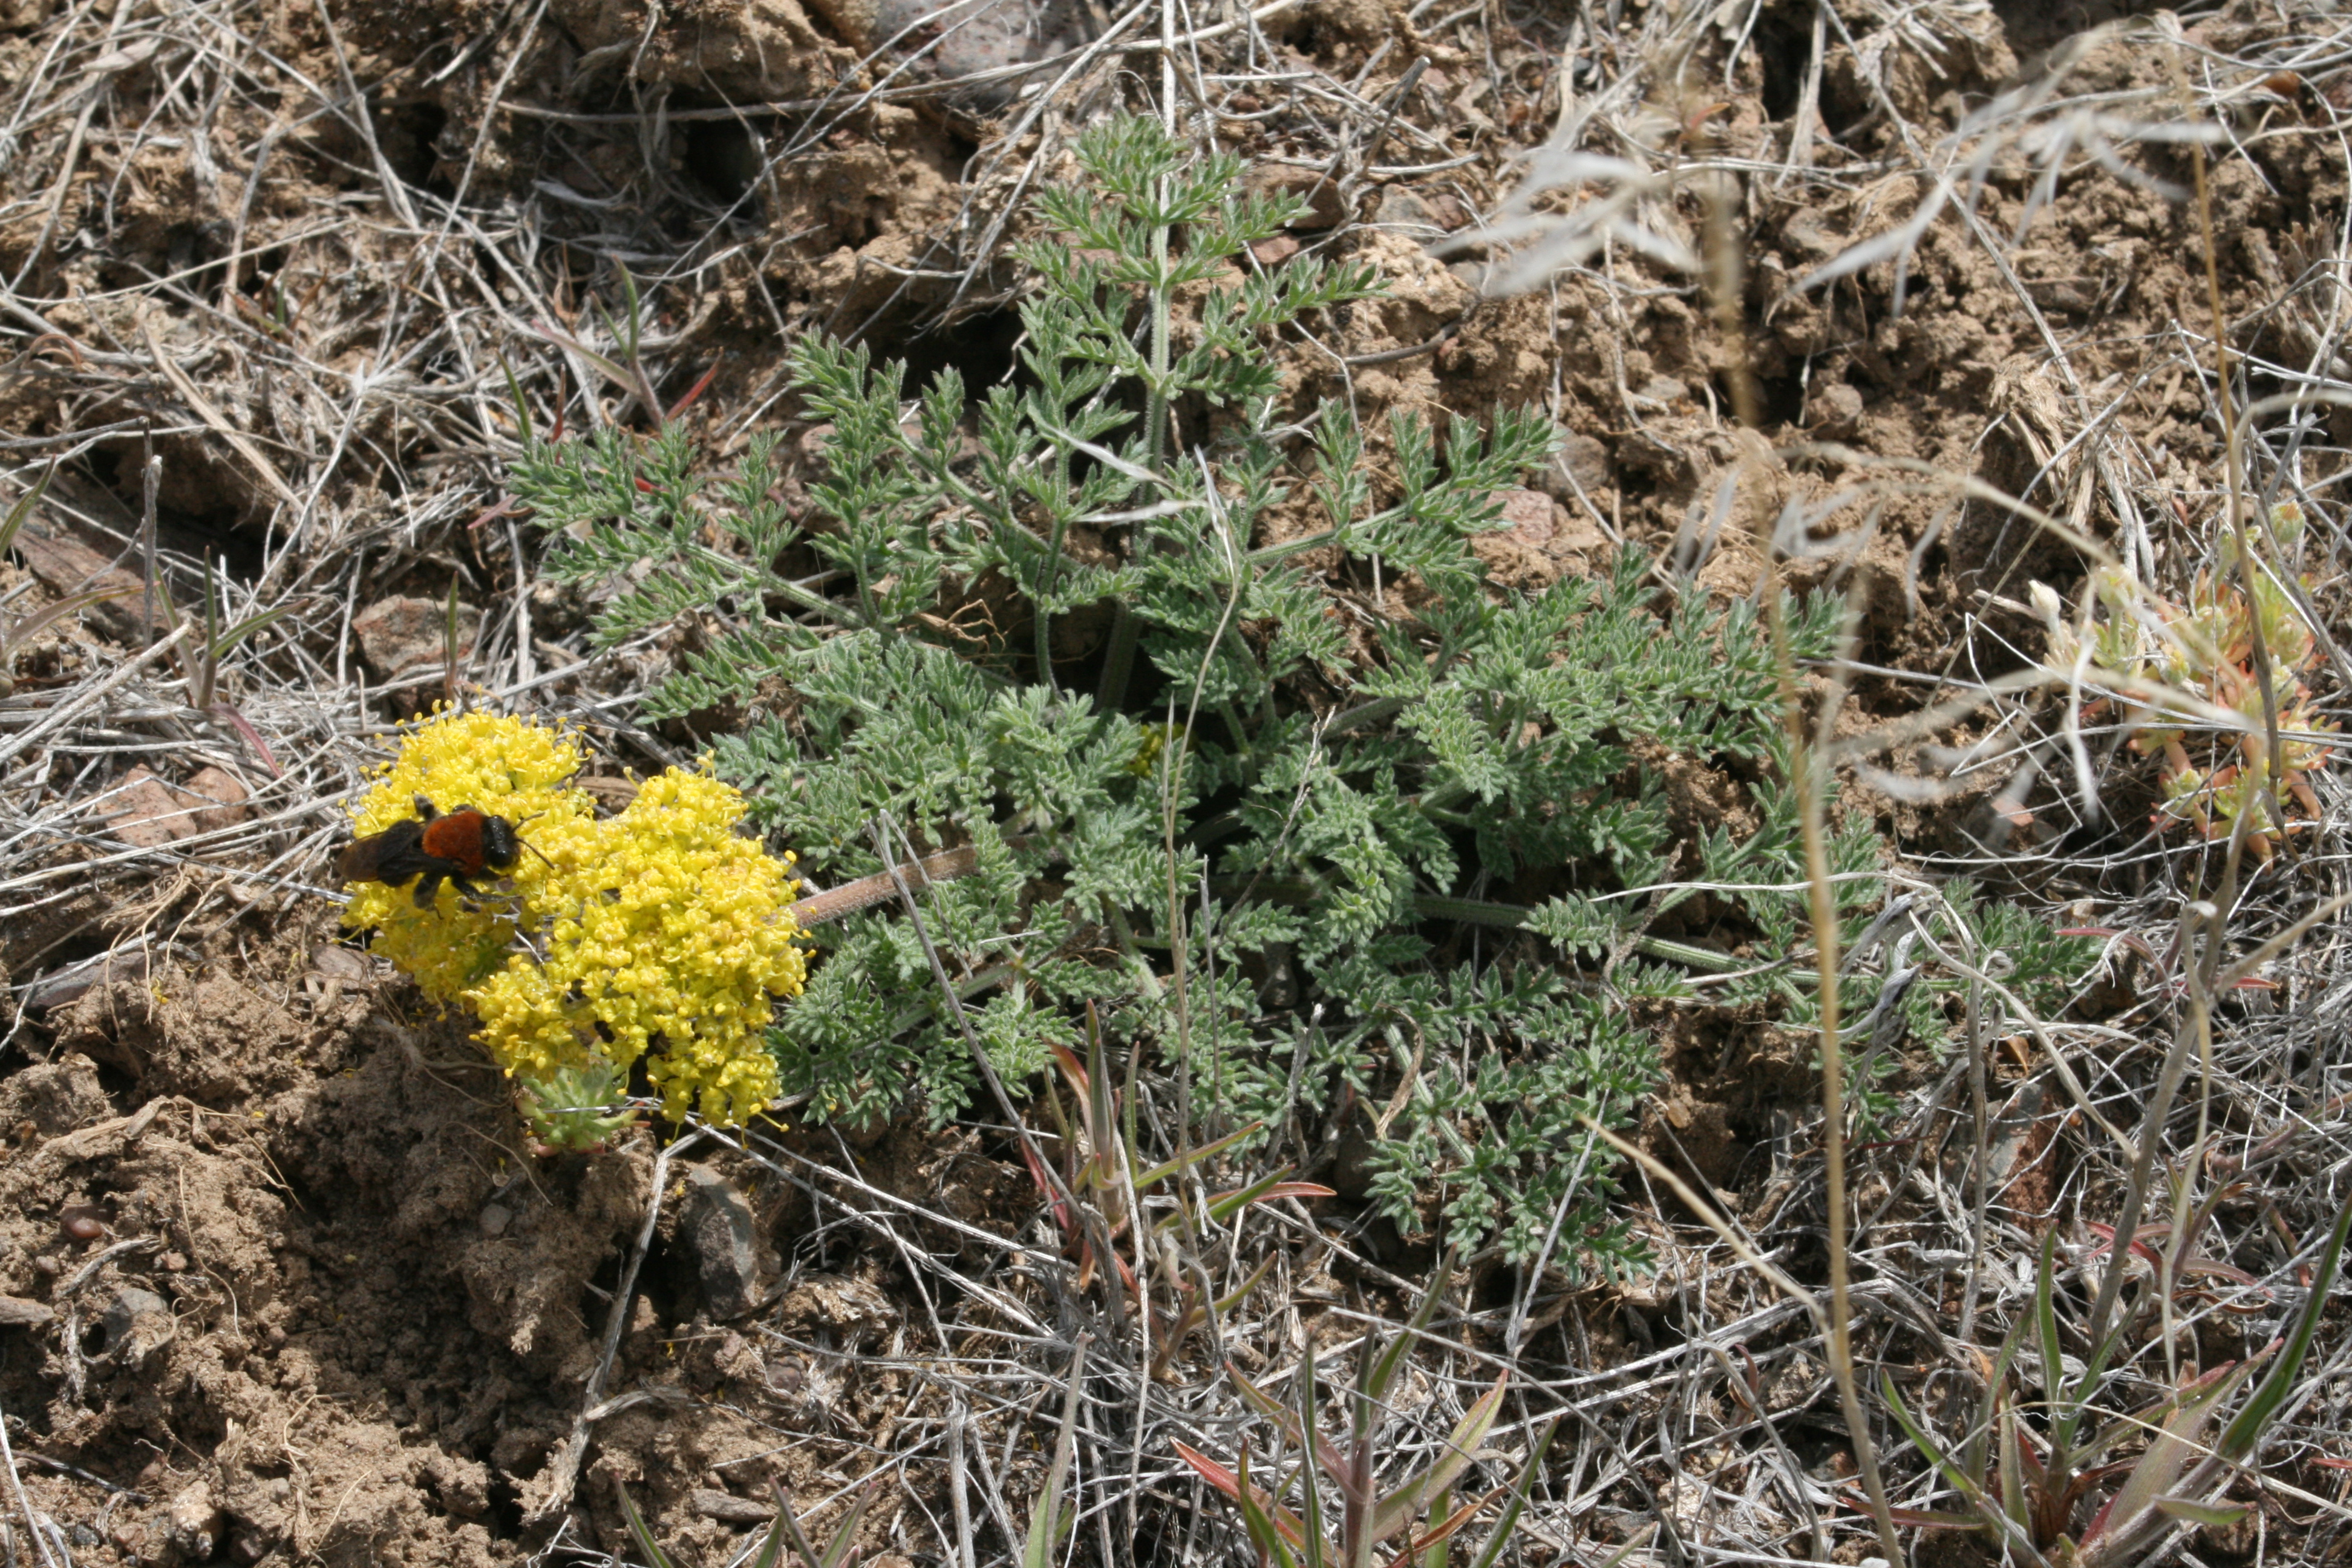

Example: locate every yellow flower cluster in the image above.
[341,708,593,999]
[341,710,807,1134]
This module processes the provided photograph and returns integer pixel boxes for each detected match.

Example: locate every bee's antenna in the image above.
[511,809,558,871]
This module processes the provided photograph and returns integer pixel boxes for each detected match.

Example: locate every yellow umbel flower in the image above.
[342,708,593,999]
[341,711,806,1138]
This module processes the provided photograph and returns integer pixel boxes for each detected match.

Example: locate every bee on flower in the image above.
[339,708,808,1148]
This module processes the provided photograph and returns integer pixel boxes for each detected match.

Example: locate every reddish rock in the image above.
[105,765,251,846]
[108,766,195,846]
[1497,488,1553,550]
[180,766,251,832]
[352,595,479,679]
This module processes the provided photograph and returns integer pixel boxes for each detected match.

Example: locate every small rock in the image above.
[1470,527,1559,592]
[1425,191,1473,230]
[1496,489,1553,550]
[1248,234,1300,267]
[8,526,148,642]
[479,1203,513,1238]
[803,0,877,44]
[691,1489,776,1524]
[762,1355,806,1398]
[1243,163,1347,229]
[1553,431,1612,497]
[1448,258,1497,295]
[351,595,480,679]
[105,765,253,847]
[0,1054,110,1135]
[309,944,371,981]
[180,766,252,832]
[166,1481,223,1562]
[1370,186,1443,232]
[423,1451,491,1518]
[0,1295,54,1327]
[1808,381,1865,441]
[102,1285,175,1368]
[1635,374,1690,407]
[684,1167,760,1320]
[106,766,196,848]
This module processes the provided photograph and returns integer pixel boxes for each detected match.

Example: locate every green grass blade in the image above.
[2218,1189,2352,1461]
[1022,1338,1088,1568]
[615,1482,679,1568]
[1134,1120,1264,1191]
[0,463,56,557]
[1881,1370,2003,1529]
[1373,1374,1507,1544]
[498,351,535,445]
[1462,1416,1559,1568]
[2032,1229,2065,1435]
[1366,1249,1455,1405]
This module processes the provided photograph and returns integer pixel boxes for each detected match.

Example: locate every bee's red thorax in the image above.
[420,809,520,876]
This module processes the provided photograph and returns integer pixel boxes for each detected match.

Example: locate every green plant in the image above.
[1881,1196,2352,1568]
[509,115,1908,1272]
[1039,1003,1332,1374]
[616,1475,877,1568]
[523,261,722,429]
[1176,1253,1565,1568]
[1023,1341,1089,1568]
[155,558,298,716]
[1818,878,2096,1134]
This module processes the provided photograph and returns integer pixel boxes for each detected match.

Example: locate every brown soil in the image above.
[2,0,2346,1561]
[2,928,1014,1565]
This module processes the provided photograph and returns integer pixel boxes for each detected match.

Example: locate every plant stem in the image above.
[2181,48,2289,861]
[1691,53,1902,1544]
[1094,169,1179,714]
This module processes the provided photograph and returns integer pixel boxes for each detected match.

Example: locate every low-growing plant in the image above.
[1882,1196,2352,1568]
[1176,1253,1569,1568]
[339,708,809,1148]
[2034,500,2337,861]
[1039,1002,1333,1374]
[616,1475,877,1568]
[506,114,1987,1271]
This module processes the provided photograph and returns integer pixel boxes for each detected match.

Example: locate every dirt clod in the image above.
[683,1166,763,1320]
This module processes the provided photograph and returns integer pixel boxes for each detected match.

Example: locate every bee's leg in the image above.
[413,870,448,909]
[413,795,440,822]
